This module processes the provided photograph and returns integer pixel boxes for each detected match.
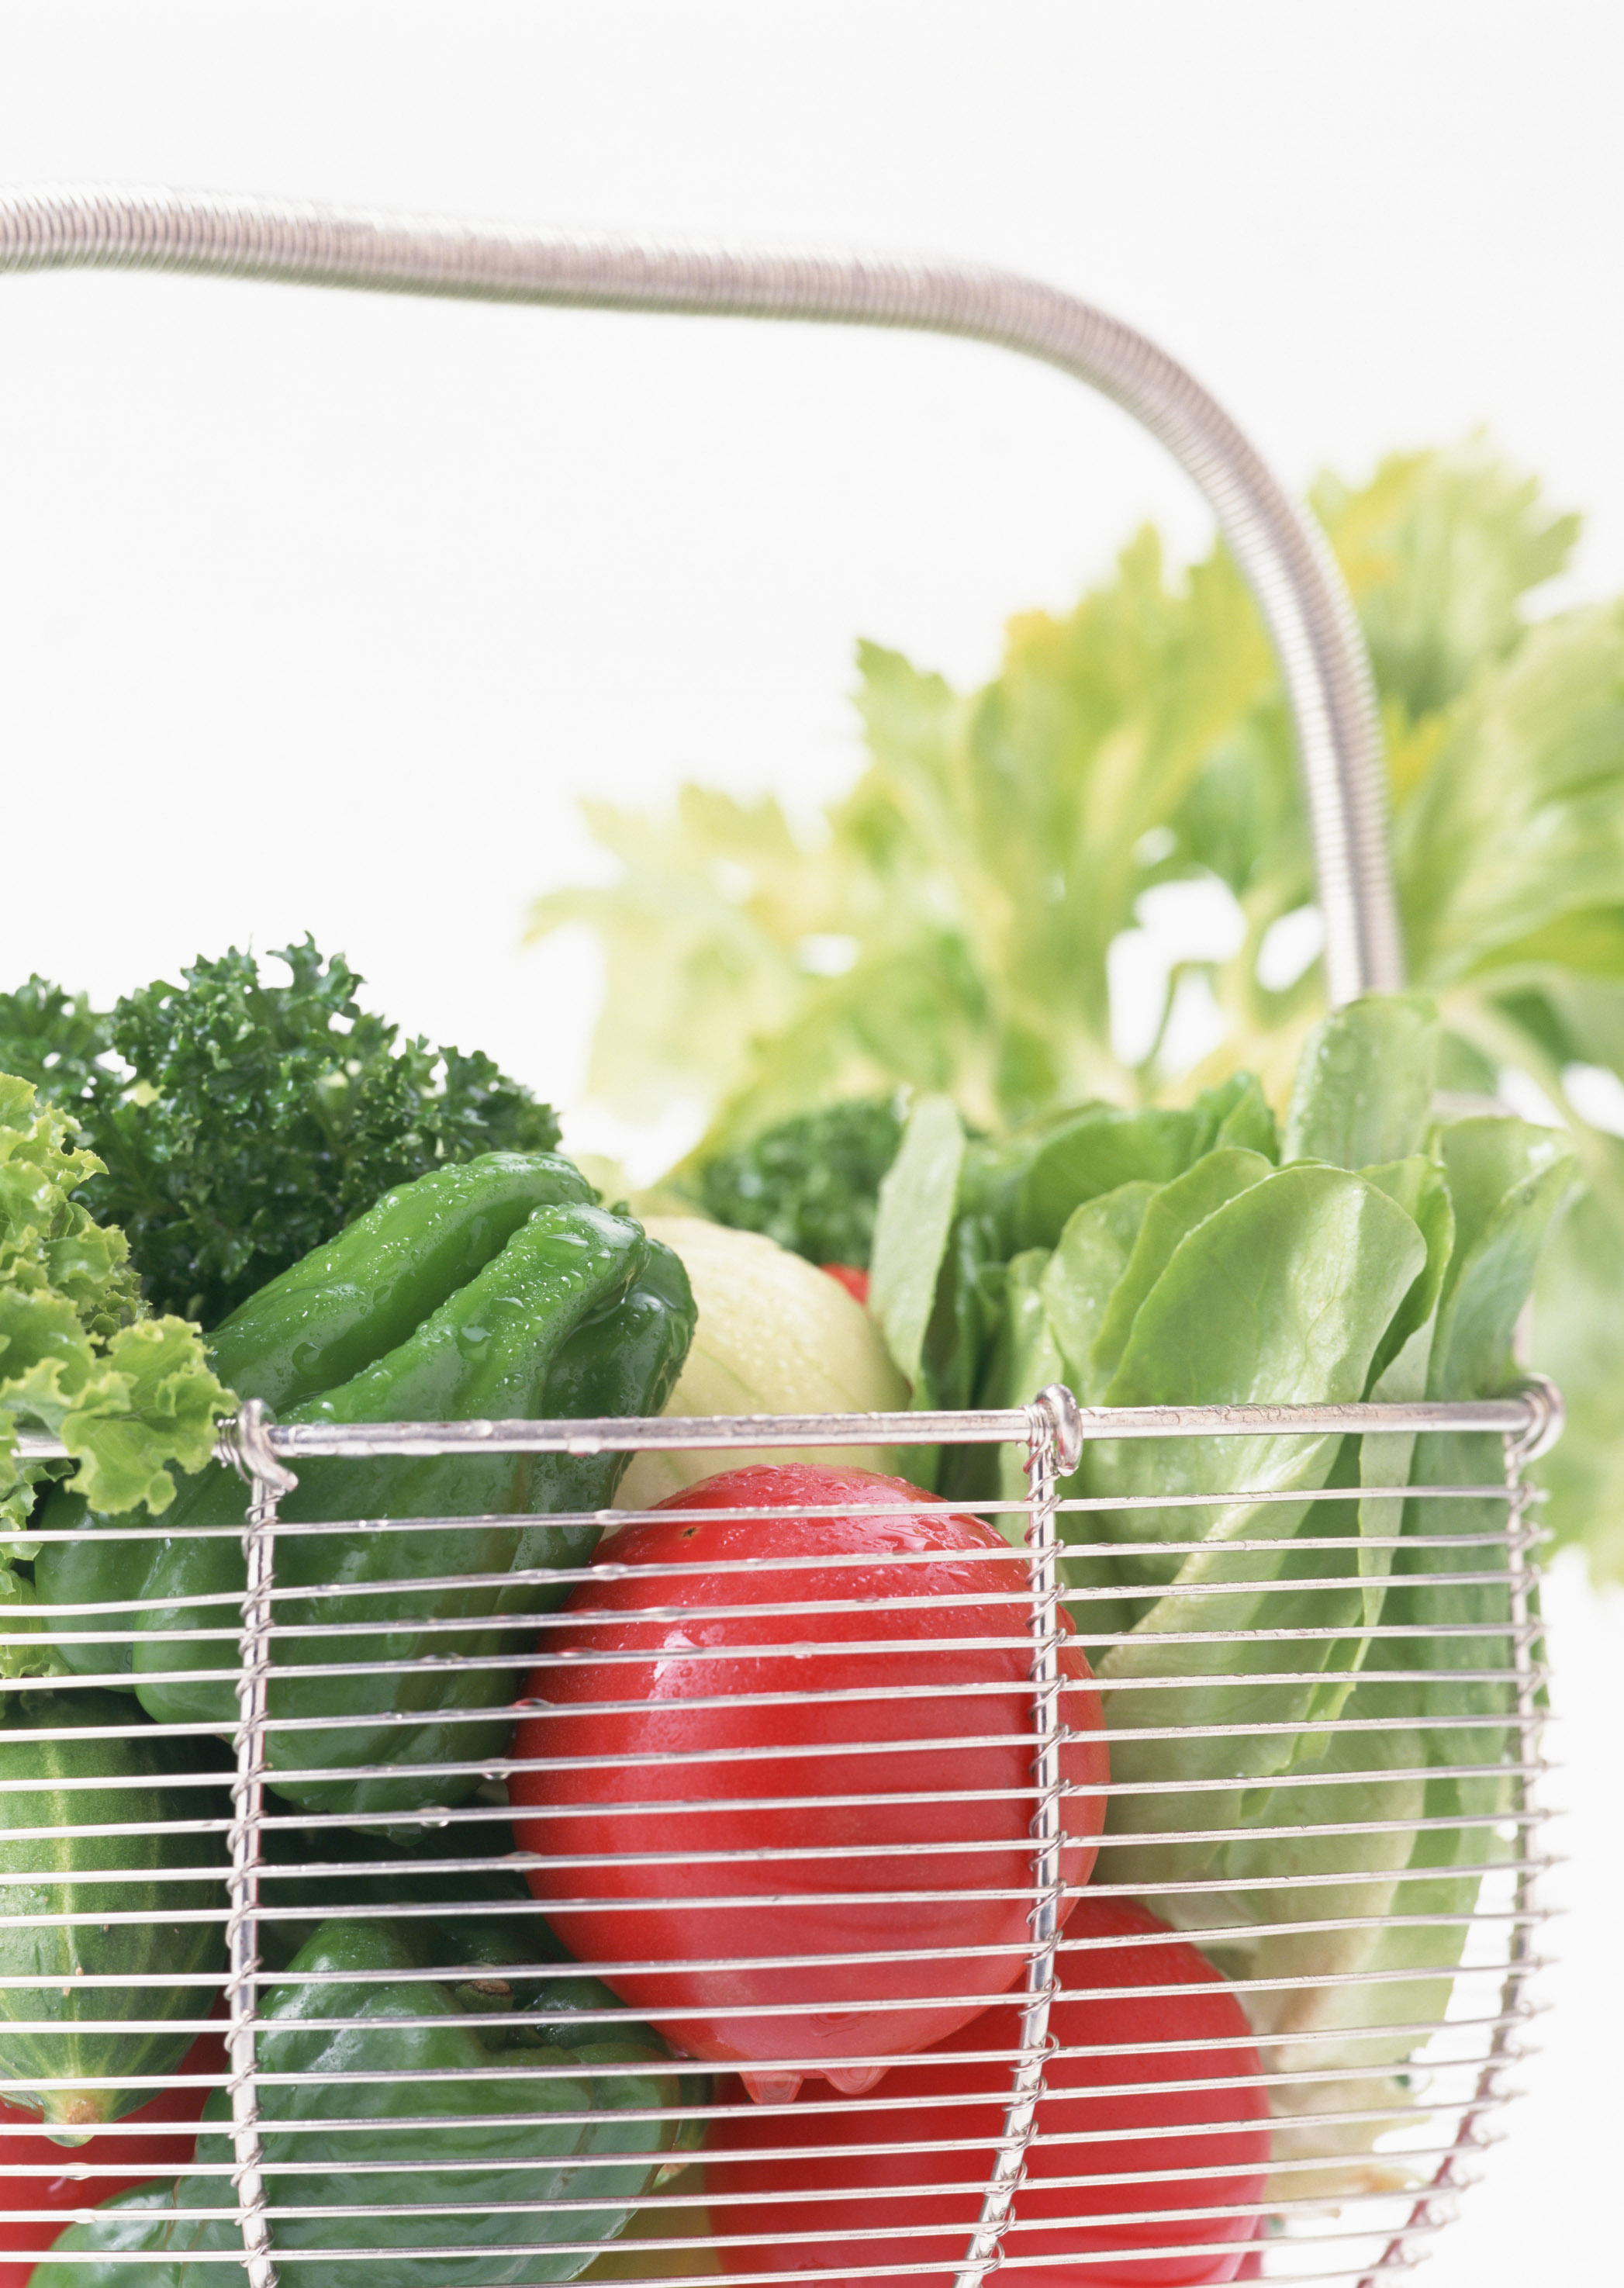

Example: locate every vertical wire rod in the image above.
[0,181,1398,1004]
[223,1401,295,2288]
[1353,1419,1551,2288]
[952,1389,1081,2284]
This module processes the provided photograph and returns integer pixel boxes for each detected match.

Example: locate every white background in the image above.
[2,5,1620,2279]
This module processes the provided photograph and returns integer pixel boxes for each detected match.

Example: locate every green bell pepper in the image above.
[33,1155,695,1826]
[0,1691,226,2134]
[36,1916,709,2286]
[29,2183,178,2286]
[35,1149,602,1681]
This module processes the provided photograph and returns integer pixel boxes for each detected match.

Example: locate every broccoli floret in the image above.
[697,1098,906,1268]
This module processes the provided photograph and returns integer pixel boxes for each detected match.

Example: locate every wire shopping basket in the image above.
[0,189,1562,2286]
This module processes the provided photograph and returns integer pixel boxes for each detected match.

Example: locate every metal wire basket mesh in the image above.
[2,1385,1556,2283]
[0,186,1564,2283]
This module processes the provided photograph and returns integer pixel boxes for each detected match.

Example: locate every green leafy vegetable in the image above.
[1091,1163,1426,1568]
[0,1074,229,1537]
[1039,1183,1155,1404]
[527,536,1271,1149]
[2,939,561,1326]
[1076,1008,1569,2187]
[863,997,1571,2184]
[868,1094,966,1391]
[1281,994,1439,1168]
[532,439,1624,1573]
[0,978,112,1109]
[1085,1146,1273,1392]
[1013,1104,1209,1253]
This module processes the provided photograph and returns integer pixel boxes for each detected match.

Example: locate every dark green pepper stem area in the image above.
[33,1154,696,1827]
[33,1915,710,2288]
[0,1690,226,2134]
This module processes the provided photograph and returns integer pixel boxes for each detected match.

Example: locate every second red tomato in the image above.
[707,1896,1272,2285]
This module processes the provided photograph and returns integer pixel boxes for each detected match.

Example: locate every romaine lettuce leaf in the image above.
[1040,1181,1156,1405]
[1282,995,1439,1170]
[1076,1031,1574,2189]
[868,1092,966,1392]
[1087,1146,1274,1392]
[1089,1165,1425,1573]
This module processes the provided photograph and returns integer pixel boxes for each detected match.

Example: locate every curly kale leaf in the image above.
[0,979,116,1110]
[696,1097,905,1269]
[5,940,561,1328]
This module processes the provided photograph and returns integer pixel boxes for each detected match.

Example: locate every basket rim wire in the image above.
[1,1384,1554,2283]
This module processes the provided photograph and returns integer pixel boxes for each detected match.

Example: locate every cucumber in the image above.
[0,1692,227,2139]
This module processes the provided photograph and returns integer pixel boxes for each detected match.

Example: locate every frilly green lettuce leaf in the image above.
[0,1073,230,1537]
[530,530,1270,1149]
[0,1567,70,1681]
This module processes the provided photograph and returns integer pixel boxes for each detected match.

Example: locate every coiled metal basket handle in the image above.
[0,182,1402,1004]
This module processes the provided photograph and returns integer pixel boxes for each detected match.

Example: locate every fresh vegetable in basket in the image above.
[0,1692,226,2138]
[0,1075,229,1544]
[254,1818,534,1972]
[608,1218,906,1510]
[1,939,563,1327]
[36,1914,709,2288]
[866,994,1572,2185]
[707,1896,1270,2286]
[26,2183,176,2288]
[691,1097,906,1270]
[531,441,1624,1578]
[0,2021,226,2288]
[512,1462,1107,2103]
[33,1155,696,1826]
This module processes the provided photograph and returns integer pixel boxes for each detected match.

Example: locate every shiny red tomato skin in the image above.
[510,1464,1107,2083]
[818,1263,869,1306]
[707,1896,1271,2286]
[0,2023,227,2286]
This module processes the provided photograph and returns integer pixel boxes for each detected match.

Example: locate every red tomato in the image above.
[0,2021,226,2286]
[511,1464,1107,2101]
[707,1896,1271,2286]
[819,1263,869,1306]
